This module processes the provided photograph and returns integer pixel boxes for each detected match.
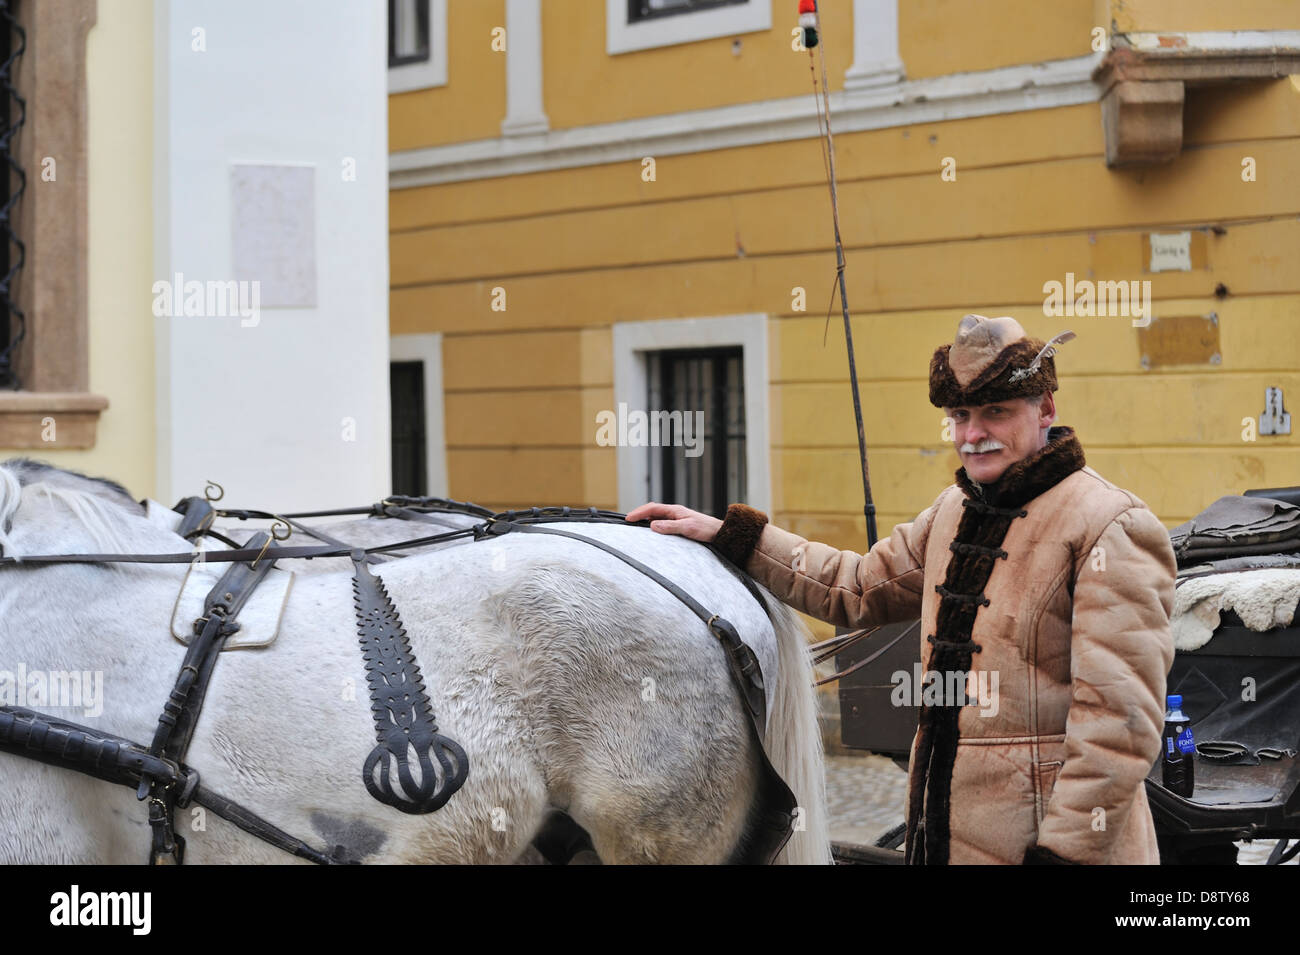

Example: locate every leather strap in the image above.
[0,705,352,864]
[138,533,282,863]
[0,704,195,793]
[173,496,216,540]
[208,506,395,563]
[0,528,478,566]
[191,786,354,864]
[813,622,920,687]
[155,536,282,770]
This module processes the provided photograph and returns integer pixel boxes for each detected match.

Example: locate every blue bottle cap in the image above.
[1167,694,1182,708]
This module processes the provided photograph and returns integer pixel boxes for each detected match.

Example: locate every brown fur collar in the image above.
[954,425,1086,509]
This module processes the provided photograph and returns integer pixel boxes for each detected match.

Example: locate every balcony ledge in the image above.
[1093,30,1300,167]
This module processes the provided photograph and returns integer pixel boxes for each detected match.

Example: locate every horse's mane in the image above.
[0,458,150,557]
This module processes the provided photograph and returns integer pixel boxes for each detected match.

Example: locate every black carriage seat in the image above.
[1145,483,1300,860]
[1244,485,1300,509]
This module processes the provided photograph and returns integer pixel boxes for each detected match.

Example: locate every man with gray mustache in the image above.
[628,314,1176,865]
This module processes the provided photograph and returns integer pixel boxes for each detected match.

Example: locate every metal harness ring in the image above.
[251,520,291,570]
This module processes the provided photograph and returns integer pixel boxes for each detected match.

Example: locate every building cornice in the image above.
[390,29,1300,186]
[390,53,1106,189]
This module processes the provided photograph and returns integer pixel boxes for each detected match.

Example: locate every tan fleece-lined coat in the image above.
[713,425,1176,864]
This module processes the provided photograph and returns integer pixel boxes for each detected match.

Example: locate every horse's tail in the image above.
[0,464,22,556]
[764,593,833,864]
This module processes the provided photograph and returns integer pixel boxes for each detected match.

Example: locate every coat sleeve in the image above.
[1032,504,1176,864]
[710,491,946,630]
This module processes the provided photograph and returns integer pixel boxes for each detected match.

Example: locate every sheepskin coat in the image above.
[712,425,1177,864]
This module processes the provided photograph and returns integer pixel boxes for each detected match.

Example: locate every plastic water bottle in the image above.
[1162,694,1195,797]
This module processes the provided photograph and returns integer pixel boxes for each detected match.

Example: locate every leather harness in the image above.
[0,494,797,865]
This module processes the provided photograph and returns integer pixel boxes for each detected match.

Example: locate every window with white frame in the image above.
[389,334,449,497]
[390,360,428,495]
[607,0,770,55]
[628,0,749,24]
[389,0,448,93]
[646,347,747,519]
[612,315,771,515]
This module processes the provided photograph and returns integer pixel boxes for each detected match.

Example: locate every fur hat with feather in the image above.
[929,314,1075,409]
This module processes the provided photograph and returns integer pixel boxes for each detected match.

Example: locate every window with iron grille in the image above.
[390,360,427,496]
[0,0,24,391]
[646,347,745,519]
[389,0,430,68]
[627,0,749,23]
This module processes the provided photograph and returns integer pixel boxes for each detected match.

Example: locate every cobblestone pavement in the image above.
[824,753,1295,864]
[825,753,909,848]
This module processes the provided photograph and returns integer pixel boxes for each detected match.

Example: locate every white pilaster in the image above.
[501,0,549,137]
[845,0,904,91]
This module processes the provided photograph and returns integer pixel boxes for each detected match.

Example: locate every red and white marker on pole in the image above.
[798,0,819,48]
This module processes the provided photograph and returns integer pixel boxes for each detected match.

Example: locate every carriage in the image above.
[834,483,1300,865]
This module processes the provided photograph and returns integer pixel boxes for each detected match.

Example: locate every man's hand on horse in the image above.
[625,502,722,543]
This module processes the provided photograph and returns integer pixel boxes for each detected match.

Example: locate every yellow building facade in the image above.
[390,0,1300,643]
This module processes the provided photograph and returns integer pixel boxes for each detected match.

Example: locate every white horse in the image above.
[0,461,830,864]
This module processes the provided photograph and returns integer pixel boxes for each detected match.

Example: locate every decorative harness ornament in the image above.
[350,549,468,814]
